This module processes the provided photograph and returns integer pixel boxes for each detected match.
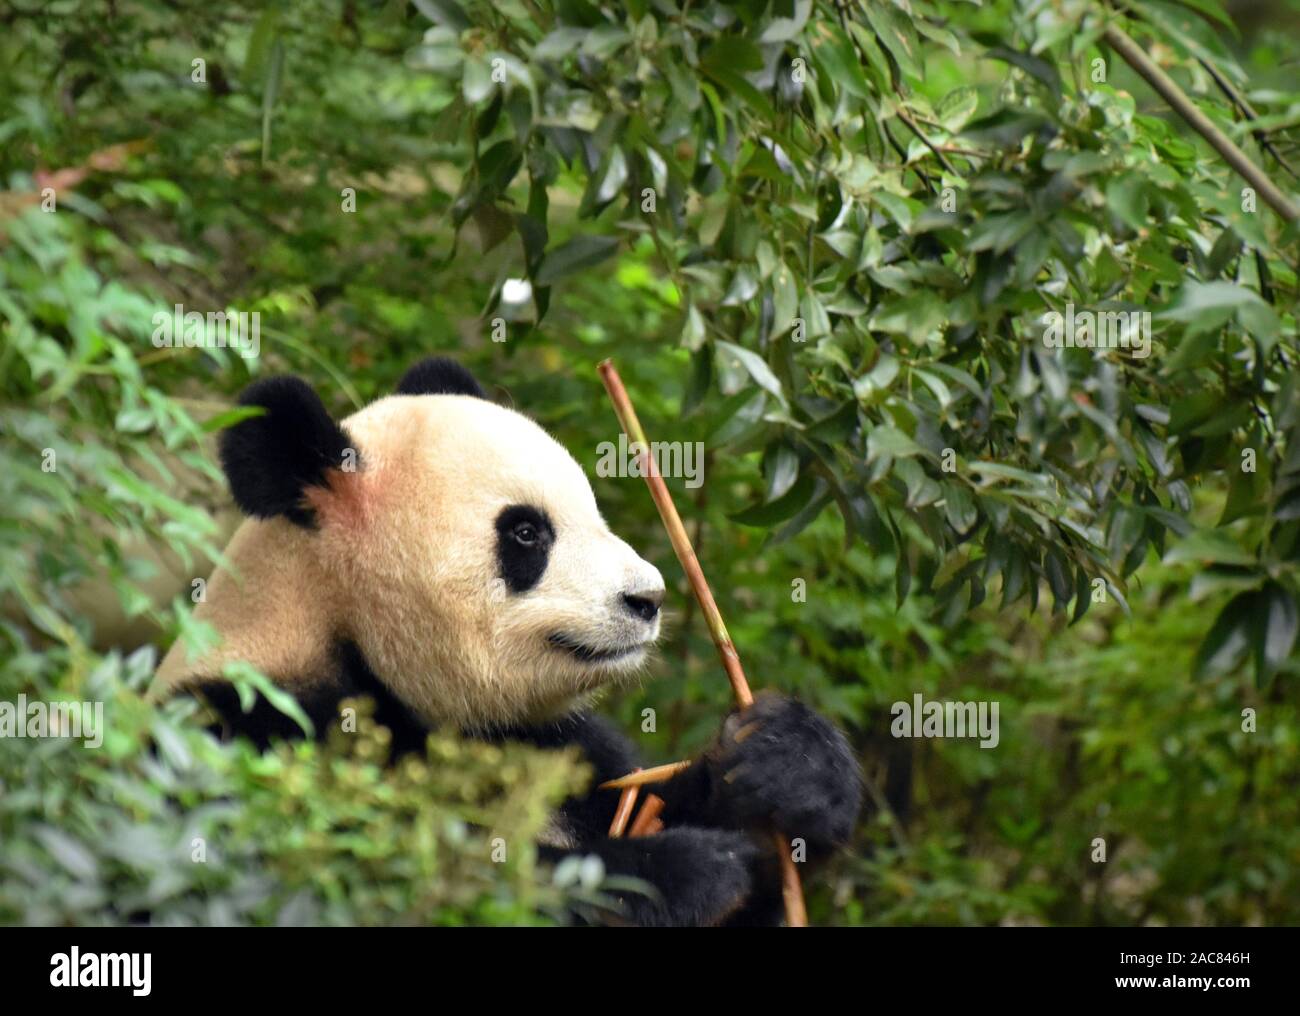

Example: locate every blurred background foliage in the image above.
[1,0,1297,925]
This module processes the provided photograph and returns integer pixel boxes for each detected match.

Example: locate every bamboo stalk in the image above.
[597,359,808,927]
[598,363,754,707]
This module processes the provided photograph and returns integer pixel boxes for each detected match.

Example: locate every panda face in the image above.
[156,361,667,730]
[314,391,666,728]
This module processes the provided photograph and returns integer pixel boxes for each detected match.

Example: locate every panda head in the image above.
[202,357,665,729]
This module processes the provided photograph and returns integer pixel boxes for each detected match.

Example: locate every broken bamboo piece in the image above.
[601,759,692,790]
[608,768,642,838]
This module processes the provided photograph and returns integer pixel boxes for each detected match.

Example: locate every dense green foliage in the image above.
[1,0,1297,925]
[1,652,589,925]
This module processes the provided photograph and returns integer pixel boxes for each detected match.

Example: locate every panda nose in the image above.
[621,590,662,622]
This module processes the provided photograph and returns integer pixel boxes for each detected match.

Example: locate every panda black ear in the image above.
[395,357,486,399]
[219,376,355,527]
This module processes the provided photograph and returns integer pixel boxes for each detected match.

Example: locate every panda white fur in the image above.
[156,357,861,926]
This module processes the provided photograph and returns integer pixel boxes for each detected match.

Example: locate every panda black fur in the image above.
[157,358,861,927]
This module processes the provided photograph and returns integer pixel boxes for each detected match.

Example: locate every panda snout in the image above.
[620,590,663,623]
[607,543,664,631]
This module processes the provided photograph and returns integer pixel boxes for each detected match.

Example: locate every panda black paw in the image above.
[593,827,760,927]
[707,692,861,855]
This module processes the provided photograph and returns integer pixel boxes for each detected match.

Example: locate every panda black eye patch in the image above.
[495,505,555,594]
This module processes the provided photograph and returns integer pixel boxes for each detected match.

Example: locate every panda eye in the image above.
[496,505,554,593]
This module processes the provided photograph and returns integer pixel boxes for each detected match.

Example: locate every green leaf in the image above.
[896,457,942,507]
[759,0,813,43]
[411,0,470,31]
[463,55,493,104]
[34,826,100,881]
[1169,391,1222,435]
[1044,547,1073,611]
[1189,567,1264,603]
[114,406,154,434]
[260,40,285,166]
[1162,529,1257,568]
[701,36,763,75]
[731,472,816,526]
[764,443,800,501]
[987,45,1062,99]
[533,28,587,61]
[222,661,314,738]
[1220,460,1268,524]
[534,236,619,286]
[770,263,799,338]
[1106,173,1150,231]
[1258,582,1298,682]
[201,406,266,434]
[806,401,858,443]
[702,64,775,120]
[860,5,922,80]
[243,9,279,81]
[867,424,924,462]
[912,368,954,411]
[716,341,785,404]
[961,108,1050,147]
[680,302,706,352]
[711,389,767,444]
[1159,281,1279,341]
[936,86,979,132]
[582,146,628,211]
[1192,403,1253,438]
[772,486,832,545]
[869,293,946,338]
[968,211,1036,254]
[813,25,873,100]
[943,483,979,535]
[853,355,900,403]
[1194,591,1256,677]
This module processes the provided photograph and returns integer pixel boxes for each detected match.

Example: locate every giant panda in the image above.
[154,357,861,926]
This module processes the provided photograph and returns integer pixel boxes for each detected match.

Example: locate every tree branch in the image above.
[1103,23,1299,222]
